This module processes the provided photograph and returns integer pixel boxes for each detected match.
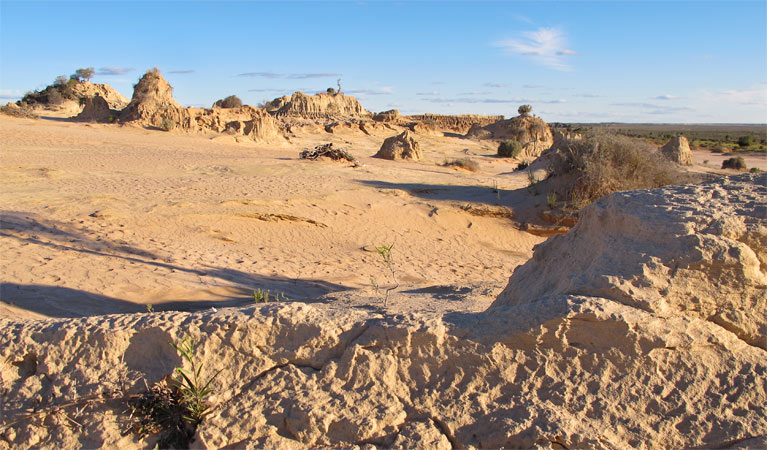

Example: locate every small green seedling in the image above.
[169,336,222,425]
[547,192,557,209]
[253,289,289,303]
[253,288,270,303]
[375,244,399,307]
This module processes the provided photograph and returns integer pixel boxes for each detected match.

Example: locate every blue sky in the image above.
[1,1,765,123]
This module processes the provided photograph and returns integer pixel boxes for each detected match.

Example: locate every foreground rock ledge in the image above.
[2,175,766,450]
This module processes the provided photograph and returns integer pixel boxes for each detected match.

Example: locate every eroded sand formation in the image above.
[1,174,765,449]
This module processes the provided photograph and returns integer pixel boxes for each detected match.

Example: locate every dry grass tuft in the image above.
[0,103,39,119]
[549,131,700,209]
[443,158,479,172]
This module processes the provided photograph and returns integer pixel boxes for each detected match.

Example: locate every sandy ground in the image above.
[0,116,549,319]
[2,116,763,320]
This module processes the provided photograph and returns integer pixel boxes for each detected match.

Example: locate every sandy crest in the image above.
[0,116,545,319]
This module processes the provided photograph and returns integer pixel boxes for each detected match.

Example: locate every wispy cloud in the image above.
[424,97,534,104]
[512,14,535,25]
[416,91,440,96]
[654,94,678,100]
[484,82,507,88]
[494,27,577,71]
[523,84,544,89]
[457,91,492,96]
[287,73,342,79]
[238,72,283,78]
[248,88,288,93]
[0,89,23,99]
[168,69,194,74]
[574,93,602,98]
[97,66,133,75]
[237,72,341,79]
[700,86,767,107]
[612,101,692,114]
[431,81,446,85]
[345,87,393,96]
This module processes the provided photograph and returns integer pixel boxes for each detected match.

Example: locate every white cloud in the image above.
[494,27,577,71]
[345,86,393,96]
[0,89,24,99]
[416,91,440,96]
[654,94,678,100]
[97,66,133,75]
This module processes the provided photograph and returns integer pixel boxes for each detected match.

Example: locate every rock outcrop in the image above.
[119,69,186,130]
[71,82,130,110]
[468,115,554,160]
[1,176,765,449]
[74,95,116,122]
[372,109,402,122]
[118,70,282,142]
[271,92,369,119]
[406,114,503,134]
[660,136,693,165]
[185,106,282,143]
[19,81,129,113]
[495,173,767,349]
[374,130,423,160]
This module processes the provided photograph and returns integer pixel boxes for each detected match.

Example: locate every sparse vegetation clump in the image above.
[518,104,532,117]
[212,95,243,109]
[169,336,222,425]
[498,140,523,158]
[0,103,39,119]
[300,143,357,163]
[443,158,479,172]
[18,67,97,108]
[70,67,95,83]
[128,336,221,448]
[722,157,747,170]
[549,131,699,209]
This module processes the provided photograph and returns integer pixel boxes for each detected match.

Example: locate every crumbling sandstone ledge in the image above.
[1,175,765,449]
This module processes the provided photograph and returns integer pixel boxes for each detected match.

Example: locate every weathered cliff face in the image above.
[119,71,283,142]
[468,115,554,160]
[1,175,765,450]
[406,114,503,134]
[494,173,767,350]
[184,106,283,143]
[272,92,369,119]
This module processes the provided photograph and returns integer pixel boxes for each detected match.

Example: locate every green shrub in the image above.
[212,95,243,108]
[722,157,746,170]
[498,140,523,158]
[516,162,529,170]
[70,67,94,82]
[737,136,754,147]
[518,104,532,117]
[326,87,336,95]
[750,167,762,173]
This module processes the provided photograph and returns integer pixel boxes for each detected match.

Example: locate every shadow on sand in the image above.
[0,211,350,318]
